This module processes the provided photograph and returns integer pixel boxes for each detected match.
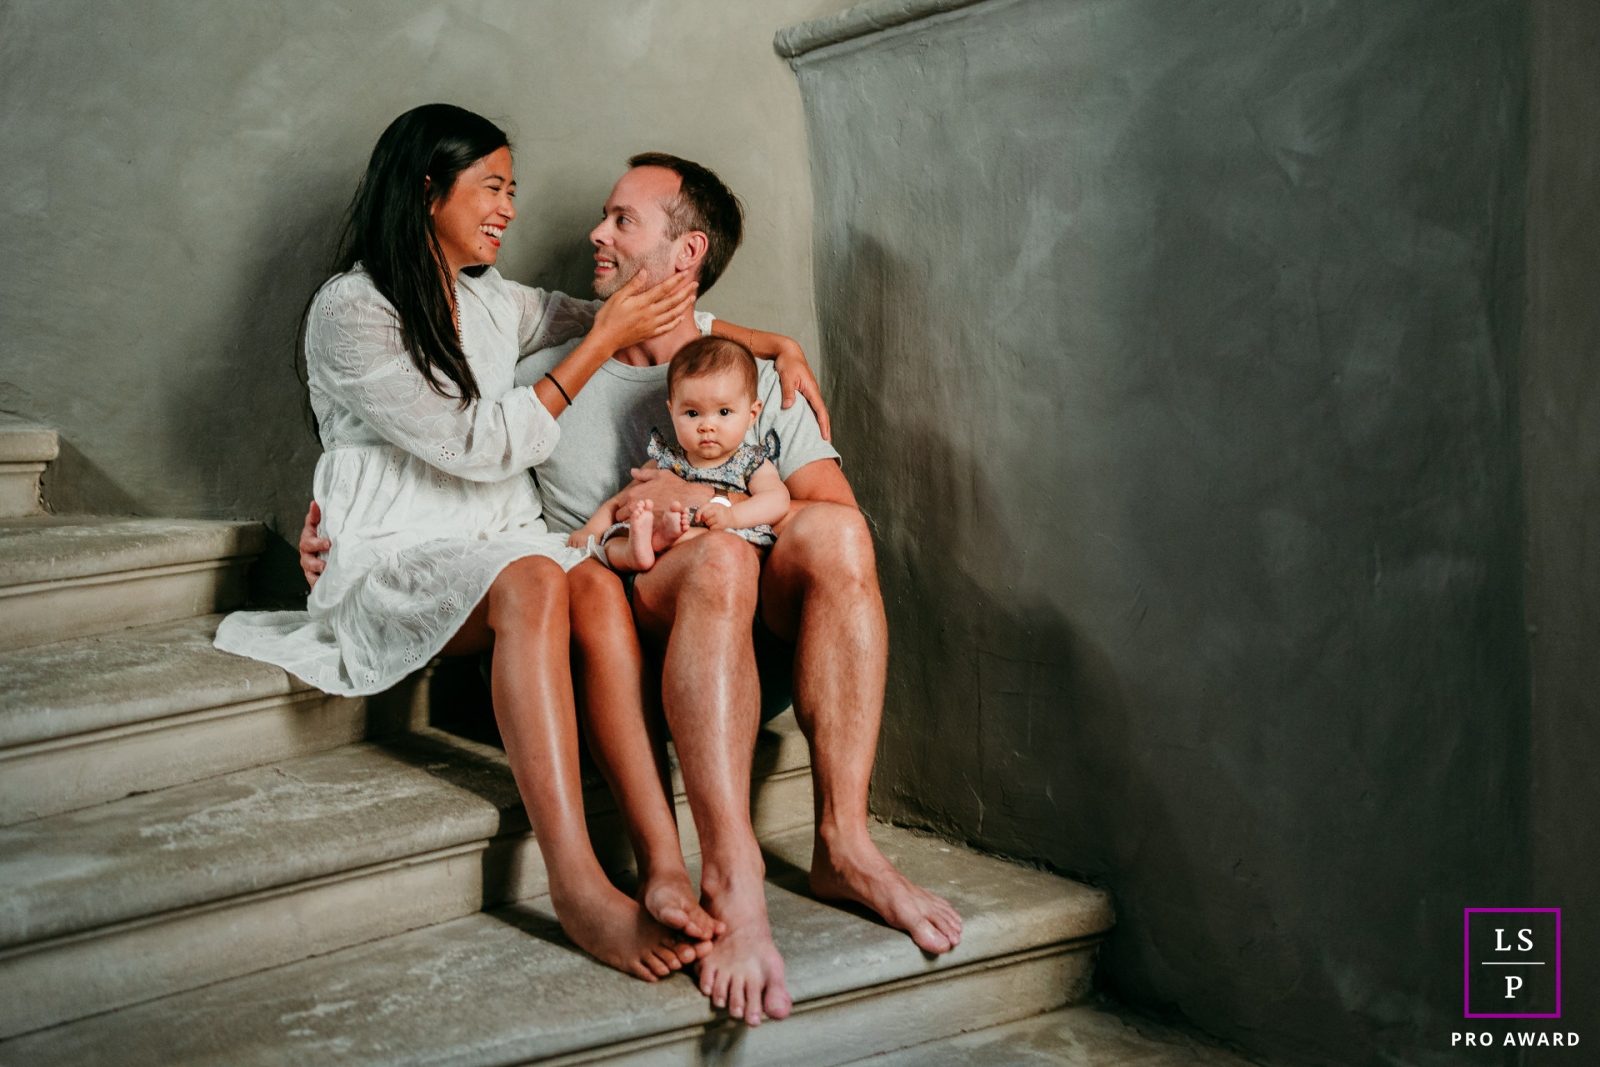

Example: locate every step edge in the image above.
[0,552,258,598]
[0,736,814,950]
[0,425,60,464]
[453,932,1106,1067]
[0,616,319,746]
[0,686,327,760]
[0,520,268,587]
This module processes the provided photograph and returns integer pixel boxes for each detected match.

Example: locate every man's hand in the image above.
[299,501,330,590]
[712,321,832,440]
[771,339,832,442]
[618,466,722,513]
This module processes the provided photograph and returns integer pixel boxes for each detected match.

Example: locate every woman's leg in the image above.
[568,560,725,942]
[442,555,704,981]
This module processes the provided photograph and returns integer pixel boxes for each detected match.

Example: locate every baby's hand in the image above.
[697,504,733,531]
[568,524,603,549]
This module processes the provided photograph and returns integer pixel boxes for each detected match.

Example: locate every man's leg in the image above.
[632,532,791,1025]
[760,503,964,954]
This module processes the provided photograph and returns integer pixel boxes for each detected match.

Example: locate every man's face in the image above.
[590,166,685,298]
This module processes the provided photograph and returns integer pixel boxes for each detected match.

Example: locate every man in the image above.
[301,153,962,1026]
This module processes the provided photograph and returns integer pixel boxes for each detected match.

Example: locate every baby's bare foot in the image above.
[620,502,657,571]
[652,501,690,553]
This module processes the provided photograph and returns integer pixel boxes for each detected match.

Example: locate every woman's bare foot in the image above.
[640,865,726,943]
[555,882,706,982]
[652,501,690,553]
[618,502,657,571]
[696,866,791,1026]
[810,827,964,955]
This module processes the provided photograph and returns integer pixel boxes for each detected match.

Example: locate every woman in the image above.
[218,104,743,981]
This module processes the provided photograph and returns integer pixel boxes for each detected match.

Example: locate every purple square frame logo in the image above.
[1464,908,1561,1019]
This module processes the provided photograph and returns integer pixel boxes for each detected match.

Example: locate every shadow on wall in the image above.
[799,0,1531,1049]
[165,173,351,606]
[526,203,603,303]
[40,437,144,516]
[830,232,1229,1023]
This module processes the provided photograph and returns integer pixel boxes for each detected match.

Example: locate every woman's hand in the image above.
[591,270,697,352]
[299,501,330,590]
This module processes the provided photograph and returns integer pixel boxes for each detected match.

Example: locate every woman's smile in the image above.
[431,145,517,274]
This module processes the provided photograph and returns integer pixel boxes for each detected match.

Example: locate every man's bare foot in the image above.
[696,869,791,1025]
[640,866,726,943]
[555,884,707,982]
[652,500,690,553]
[810,827,964,955]
[619,502,657,571]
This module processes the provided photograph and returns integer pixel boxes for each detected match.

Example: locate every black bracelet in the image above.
[544,372,572,405]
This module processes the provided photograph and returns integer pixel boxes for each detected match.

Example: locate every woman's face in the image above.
[430,146,516,276]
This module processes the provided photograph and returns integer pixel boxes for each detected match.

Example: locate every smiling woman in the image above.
[328,106,521,404]
[212,103,718,984]
[430,145,515,277]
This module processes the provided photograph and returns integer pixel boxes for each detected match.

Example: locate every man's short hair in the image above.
[628,151,744,294]
[668,336,759,401]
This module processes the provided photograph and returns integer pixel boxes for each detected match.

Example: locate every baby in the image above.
[571,336,791,571]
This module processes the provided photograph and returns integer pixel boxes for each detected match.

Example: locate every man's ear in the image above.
[676,231,709,274]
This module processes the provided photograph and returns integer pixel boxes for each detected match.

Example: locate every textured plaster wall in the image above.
[1526,0,1600,1056]
[791,1,1530,1064]
[0,0,853,599]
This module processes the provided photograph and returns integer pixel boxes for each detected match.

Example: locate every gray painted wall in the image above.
[0,0,853,599]
[1527,0,1600,1057]
[790,1,1530,1063]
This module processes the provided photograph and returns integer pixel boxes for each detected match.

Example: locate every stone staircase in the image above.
[0,420,1118,1065]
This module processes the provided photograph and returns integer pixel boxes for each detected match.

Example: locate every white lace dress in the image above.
[214,266,592,696]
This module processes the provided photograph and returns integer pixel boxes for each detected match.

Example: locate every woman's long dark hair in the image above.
[327,104,511,404]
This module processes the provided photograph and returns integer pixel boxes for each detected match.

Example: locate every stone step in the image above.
[0,517,265,651]
[0,713,813,1038]
[839,1003,1255,1067]
[0,615,422,826]
[0,419,57,519]
[0,822,1113,1066]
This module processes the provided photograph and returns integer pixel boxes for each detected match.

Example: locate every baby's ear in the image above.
[750,398,764,419]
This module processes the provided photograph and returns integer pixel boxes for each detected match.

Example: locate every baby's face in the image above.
[669,369,762,466]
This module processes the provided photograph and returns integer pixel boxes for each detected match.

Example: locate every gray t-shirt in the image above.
[514,341,840,534]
